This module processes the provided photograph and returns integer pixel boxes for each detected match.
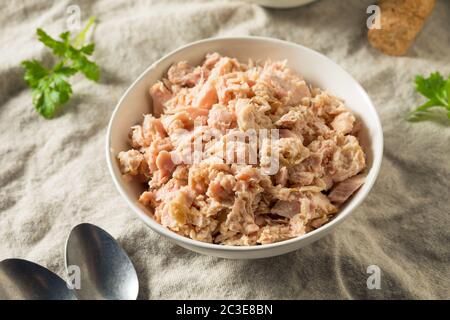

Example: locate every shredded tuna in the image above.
[167,61,202,87]
[118,150,146,176]
[328,174,365,204]
[331,112,355,135]
[118,53,367,245]
[149,81,172,116]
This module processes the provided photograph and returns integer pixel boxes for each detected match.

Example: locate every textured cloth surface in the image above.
[1,0,449,299]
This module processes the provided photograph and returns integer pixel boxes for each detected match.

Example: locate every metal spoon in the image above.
[65,223,139,300]
[0,258,77,300]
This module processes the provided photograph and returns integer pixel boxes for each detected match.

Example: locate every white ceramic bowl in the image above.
[106,37,383,259]
[244,0,317,9]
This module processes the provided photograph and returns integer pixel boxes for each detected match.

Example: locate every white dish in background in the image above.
[244,0,317,8]
[106,37,383,259]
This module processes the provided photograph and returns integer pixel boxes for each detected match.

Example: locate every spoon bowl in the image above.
[65,223,139,300]
[0,258,77,300]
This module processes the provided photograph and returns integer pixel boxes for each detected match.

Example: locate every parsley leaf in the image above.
[22,60,49,88]
[36,29,69,57]
[22,16,99,119]
[65,45,100,81]
[32,72,73,119]
[408,72,450,123]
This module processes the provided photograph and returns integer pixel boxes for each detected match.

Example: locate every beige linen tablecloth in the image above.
[1,0,449,299]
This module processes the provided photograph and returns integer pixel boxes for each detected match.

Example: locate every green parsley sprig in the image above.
[408,72,450,123]
[22,16,100,119]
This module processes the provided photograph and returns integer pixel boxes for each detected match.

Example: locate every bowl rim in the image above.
[105,36,384,252]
